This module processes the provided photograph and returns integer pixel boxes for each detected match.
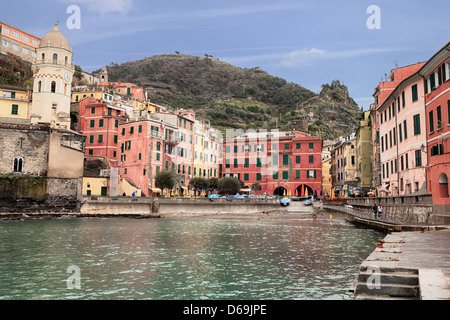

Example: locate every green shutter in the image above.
[257,173,261,181]
[89,135,94,144]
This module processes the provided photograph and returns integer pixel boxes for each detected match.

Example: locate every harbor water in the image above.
[0,214,383,300]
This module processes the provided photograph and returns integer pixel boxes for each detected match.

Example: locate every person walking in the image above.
[372,203,378,219]
[378,205,383,219]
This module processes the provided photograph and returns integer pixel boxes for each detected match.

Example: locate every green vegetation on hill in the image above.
[0,53,33,88]
[105,54,362,140]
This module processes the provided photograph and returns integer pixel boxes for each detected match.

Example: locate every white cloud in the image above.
[276,48,327,67]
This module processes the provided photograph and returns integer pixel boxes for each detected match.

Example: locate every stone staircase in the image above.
[352,267,420,300]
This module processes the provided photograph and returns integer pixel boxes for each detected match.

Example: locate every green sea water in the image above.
[0,215,382,300]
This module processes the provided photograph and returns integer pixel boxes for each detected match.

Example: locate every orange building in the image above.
[0,21,41,62]
[418,41,450,217]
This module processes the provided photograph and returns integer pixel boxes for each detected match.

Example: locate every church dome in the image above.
[40,24,71,51]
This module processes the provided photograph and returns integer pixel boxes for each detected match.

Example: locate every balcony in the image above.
[32,59,75,70]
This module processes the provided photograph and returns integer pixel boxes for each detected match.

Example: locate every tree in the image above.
[189,177,208,197]
[217,177,241,195]
[251,183,261,193]
[155,170,175,191]
[207,177,219,189]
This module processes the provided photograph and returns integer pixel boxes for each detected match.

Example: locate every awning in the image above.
[180,186,188,189]
[240,188,251,192]
[151,188,162,193]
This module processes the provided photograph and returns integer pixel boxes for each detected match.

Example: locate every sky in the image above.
[2,0,449,110]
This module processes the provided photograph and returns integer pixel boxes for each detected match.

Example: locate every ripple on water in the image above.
[0,217,382,300]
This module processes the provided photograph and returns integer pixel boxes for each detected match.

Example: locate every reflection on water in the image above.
[0,215,382,300]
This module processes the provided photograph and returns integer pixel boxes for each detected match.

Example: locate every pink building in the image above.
[99,82,145,101]
[78,97,127,166]
[371,62,426,194]
[377,70,427,196]
[118,119,178,196]
[418,41,450,216]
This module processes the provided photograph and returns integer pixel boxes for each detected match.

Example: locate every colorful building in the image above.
[418,41,450,216]
[72,90,113,104]
[0,21,41,63]
[99,82,145,101]
[118,119,168,196]
[78,97,127,167]
[332,134,357,197]
[0,85,31,123]
[223,130,322,197]
[355,111,373,194]
[377,67,428,196]
[370,62,426,195]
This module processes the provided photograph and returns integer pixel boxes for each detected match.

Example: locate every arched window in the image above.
[65,56,68,64]
[41,53,45,60]
[53,53,58,63]
[439,173,449,198]
[51,81,56,93]
[38,81,42,93]
[13,157,23,172]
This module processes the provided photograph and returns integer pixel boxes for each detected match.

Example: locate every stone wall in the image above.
[346,194,445,224]
[0,125,49,176]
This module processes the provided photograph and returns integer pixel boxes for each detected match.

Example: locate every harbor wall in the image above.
[78,197,281,216]
[344,194,450,225]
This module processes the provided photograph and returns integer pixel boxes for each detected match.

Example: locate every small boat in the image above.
[304,199,313,206]
[280,197,290,206]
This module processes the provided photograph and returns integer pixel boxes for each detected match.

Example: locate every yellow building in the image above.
[355,110,373,194]
[71,90,113,103]
[322,158,332,198]
[0,85,31,123]
[193,119,205,177]
[82,176,109,196]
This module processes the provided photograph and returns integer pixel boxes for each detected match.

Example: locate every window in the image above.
[90,120,95,128]
[415,150,422,167]
[429,110,434,133]
[13,157,23,172]
[437,105,442,130]
[244,173,249,181]
[282,171,288,180]
[405,153,409,169]
[411,84,418,102]
[309,142,314,150]
[98,135,103,143]
[157,142,161,151]
[99,119,104,128]
[130,126,134,134]
[115,119,118,128]
[51,81,56,93]
[113,135,118,144]
[233,159,238,168]
[12,44,19,51]
[273,155,278,166]
[244,158,249,168]
[256,158,262,168]
[413,114,421,135]
[138,125,142,133]
[308,170,316,179]
[296,170,300,179]
[156,153,160,161]
[284,143,289,150]
[381,136,384,152]
[296,143,301,149]
[296,155,301,164]
[89,135,94,144]
[11,104,18,115]
[403,119,408,139]
[282,155,289,166]
[256,173,261,181]
[273,171,278,179]
[3,27,10,35]
[2,40,10,47]
[402,91,405,108]
[89,149,93,155]
[399,123,403,142]
[53,53,58,63]
[13,31,20,38]
[309,155,314,164]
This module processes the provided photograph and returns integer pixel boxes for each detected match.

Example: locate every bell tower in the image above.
[31,24,74,129]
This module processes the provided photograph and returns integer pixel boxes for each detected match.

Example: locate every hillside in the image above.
[104,54,362,140]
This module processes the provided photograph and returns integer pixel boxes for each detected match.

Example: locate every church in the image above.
[0,25,85,211]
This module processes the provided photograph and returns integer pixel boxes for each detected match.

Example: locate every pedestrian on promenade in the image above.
[378,205,383,219]
[372,203,378,219]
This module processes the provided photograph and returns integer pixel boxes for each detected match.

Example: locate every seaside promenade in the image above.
[316,202,450,299]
